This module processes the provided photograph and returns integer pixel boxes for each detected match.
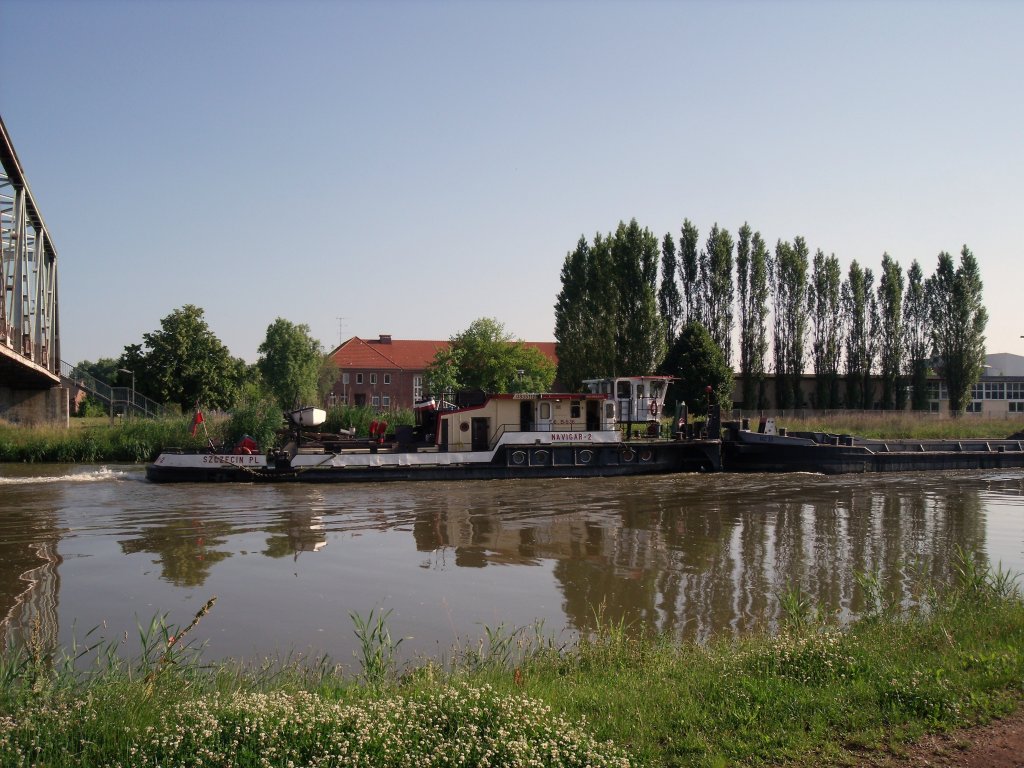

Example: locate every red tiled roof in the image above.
[329,336,558,371]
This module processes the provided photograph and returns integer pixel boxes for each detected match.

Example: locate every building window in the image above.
[1007,382,1024,399]
[413,375,423,401]
[1010,401,1024,413]
[356,373,363,385]
[966,400,983,413]
[929,401,940,413]
[383,395,391,408]
[984,382,1005,400]
[370,373,377,385]
[971,383,984,401]
[384,374,391,385]
[372,396,380,407]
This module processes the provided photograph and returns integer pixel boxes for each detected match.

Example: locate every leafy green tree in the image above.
[736,229,771,409]
[772,238,810,409]
[903,260,931,410]
[698,224,734,365]
[677,219,700,323]
[74,357,120,383]
[658,232,682,350]
[926,246,988,415]
[257,318,324,411]
[610,220,665,376]
[554,235,615,390]
[877,253,905,409]
[809,250,842,409]
[660,321,732,416]
[430,318,556,395]
[126,305,243,411]
[555,221,664,387]
[842,262,875,409]
[424,346,464,396]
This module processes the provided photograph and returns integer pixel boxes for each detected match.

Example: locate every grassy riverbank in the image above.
[0,404,417,463]
[2,552,1022,767]
[2,411,1022,463]
[745,412,1024,440]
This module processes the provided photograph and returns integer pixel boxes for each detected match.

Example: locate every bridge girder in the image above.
[0,114,60,388]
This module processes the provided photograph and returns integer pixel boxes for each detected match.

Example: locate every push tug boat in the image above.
[146,376,722,483]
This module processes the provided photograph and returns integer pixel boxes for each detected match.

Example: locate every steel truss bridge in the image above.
[0,114,60,391]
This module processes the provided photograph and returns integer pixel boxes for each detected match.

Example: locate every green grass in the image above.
[0,416,208,463]
[2,551,1023,767]
[737,412,1024,440]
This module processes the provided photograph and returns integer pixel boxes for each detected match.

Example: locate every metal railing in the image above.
[59,360,171,418]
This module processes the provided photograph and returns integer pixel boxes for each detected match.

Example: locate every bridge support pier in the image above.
[0,385,69,427]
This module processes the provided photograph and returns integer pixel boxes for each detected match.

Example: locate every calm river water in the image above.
[1,465,1023,668]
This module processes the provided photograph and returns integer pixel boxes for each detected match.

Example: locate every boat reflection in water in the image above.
[0,467,1021,662]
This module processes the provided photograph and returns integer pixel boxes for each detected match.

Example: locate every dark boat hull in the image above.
[722,431,1024,474]
[145,440,722,483]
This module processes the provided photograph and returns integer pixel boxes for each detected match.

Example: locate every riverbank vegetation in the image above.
[1,551,1022,767]
[0,403,415,463]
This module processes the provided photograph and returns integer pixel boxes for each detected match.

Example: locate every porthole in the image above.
[640,449,653,462]
[532,449,549,465]
[621,448,636,462]
[578,449,593,464]
[511,450,527,465]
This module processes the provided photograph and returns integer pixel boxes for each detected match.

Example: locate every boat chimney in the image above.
[379,334,392,344]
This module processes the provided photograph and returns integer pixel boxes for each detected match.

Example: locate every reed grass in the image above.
[2,551,1023,767]
[0,416,208,463]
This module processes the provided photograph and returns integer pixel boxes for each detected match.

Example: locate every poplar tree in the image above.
[554,221,664,388]
[554,235,614,389]
[658,232,682,349]
[772,237,810,409]
[842,262,876,409]
[926,246,988,415]
[699,224,735,366]
[736,224,771,409]
[877,253,905,409]
[903,260,930,410]
[611,219,665,376]
[677,219,700,323]
[809,250,842,409]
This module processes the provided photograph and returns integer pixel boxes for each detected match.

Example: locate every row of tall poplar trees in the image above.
[554,218,988,414]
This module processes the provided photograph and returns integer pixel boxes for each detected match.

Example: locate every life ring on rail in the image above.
[649,401,659,417]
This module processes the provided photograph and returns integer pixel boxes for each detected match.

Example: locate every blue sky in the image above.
[3,0,1022,365]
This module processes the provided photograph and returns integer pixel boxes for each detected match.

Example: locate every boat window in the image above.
[635,383,645,398]
[650,381,664,397]
[616,381,631,399]
[539,402,551,420]
[571,402,581,418]
[605,402,615,419]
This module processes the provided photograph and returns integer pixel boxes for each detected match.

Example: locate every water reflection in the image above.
[0,467,1020,662]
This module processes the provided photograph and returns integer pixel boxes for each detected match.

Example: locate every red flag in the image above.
[190,410,204,436]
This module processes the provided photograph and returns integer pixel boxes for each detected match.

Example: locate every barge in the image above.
[721,417,1024,474]
[146,376,722,483]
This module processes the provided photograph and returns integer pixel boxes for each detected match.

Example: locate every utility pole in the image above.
[337,316,349,347]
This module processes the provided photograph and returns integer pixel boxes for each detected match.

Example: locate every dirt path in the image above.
[865,707,1024,767]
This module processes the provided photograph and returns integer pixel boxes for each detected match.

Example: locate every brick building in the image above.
[326,334,559,411]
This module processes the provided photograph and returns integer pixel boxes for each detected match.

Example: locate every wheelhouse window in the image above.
[571,402,581,419]
[616,381,631,399]
[539,402,551,420]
